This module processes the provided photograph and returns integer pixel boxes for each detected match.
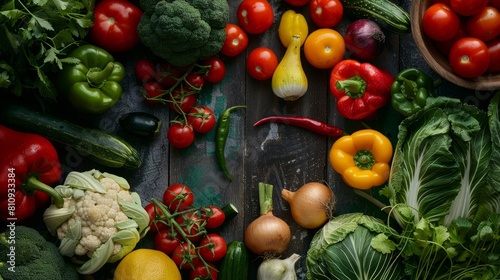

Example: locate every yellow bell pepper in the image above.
[278,10,308,48]
[329,129,393,190]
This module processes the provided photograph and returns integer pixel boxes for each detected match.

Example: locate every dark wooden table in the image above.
[41,0,493,279]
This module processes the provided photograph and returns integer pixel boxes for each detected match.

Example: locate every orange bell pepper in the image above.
[329,129,393,190]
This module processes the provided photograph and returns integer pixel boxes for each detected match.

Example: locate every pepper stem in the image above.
[399,77,418,99]
[258,182,274,215]
[24,175,64,208]
[335,76,366,98]
[354,150,375,170]
[86,62,115,87]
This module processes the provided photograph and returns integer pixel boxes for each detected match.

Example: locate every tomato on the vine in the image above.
[201,205,226,229]
[171,243,200,270]
[309,0,344,28]
[142,81,165,105]
[237,0,274,34]
[89,0,143,52]
[466,6,500,42]
[422,3,460,41]
[134,59,156,84]
[189,262,218,280]
[220,24,249,57]
[175,212,203,243]
[200,56,226,83]
[162,183,194,212]
[168,89,197,113]
[167,123,195,149]
[487,38,500,73]
[285,0,311,6]
[246,47,279,80]
[144,202,167,233]
[184,73,205,91]
[449,37,490,78]
[197,233,228,262]
[156,63,186,88]
[187,106,216,134]
[304,28,345,69]
[450,0,488,16]
[154,228,181,255]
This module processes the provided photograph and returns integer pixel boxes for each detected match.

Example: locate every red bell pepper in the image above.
[0,125,63,223]
[329,59,394,120]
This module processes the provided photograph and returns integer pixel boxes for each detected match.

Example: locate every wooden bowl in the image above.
[411,0,500,91]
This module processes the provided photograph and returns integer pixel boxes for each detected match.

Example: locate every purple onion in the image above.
[344,19,386,61]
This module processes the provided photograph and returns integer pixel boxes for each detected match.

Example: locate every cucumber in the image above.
[0,103,142,169]
[119,112,162,138]
[341,0,411,35]
[219,241,250,280]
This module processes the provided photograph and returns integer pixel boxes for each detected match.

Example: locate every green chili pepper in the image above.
[390,68,437,117]
[57,44,126,113]
[216,105,246,181]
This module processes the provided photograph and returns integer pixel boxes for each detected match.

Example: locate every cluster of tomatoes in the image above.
[134,57,227,149]
[144,184,229,279]
[422,0,500,78]
[219,0,345,80]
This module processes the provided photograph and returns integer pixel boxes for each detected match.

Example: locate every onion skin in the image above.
[281,182,335,229]
[344,19,385,61]
[244,212,291,255]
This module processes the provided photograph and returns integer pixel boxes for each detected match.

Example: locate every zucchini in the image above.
[341,0,411,35]
[0,103,142,169]
[119,112,162,138]
[219,241,249,280]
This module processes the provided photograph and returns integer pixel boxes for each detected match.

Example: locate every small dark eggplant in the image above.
[119,112,162,138]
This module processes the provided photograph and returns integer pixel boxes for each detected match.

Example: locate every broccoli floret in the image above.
[0,226,79,280]
[138,0,229,67]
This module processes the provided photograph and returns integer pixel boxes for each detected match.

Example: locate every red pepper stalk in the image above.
[0,125,64,223]
[329,59,394,120]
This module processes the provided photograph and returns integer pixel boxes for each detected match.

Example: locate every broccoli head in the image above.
[0,226,79,280]
[138,0,229,67]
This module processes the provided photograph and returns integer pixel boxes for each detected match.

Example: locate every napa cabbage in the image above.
[306,213,405,280]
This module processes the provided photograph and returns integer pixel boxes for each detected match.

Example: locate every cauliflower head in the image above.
[137,0,229,66]
[43,170,150,275]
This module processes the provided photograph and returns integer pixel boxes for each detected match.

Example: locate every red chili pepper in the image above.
[253,116,345,137]
[0,125,64,223]
[329,59,394,120]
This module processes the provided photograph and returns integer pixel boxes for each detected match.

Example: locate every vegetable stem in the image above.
[258,182,274,215]
[25,175,64,208]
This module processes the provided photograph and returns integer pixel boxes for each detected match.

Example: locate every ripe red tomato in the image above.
[246,47,279,80]
[237,0,274,34]
[142,81,165,105]
[187,106,216,134]
[167,123,195,149]
[200,56,226,83]
[220,24,249,57]
[466,6,500,42]
[201,205,226,229]
[285,0,311,6]
[156,63,187,88]
[487,38,500,73]
[162,183,194,212]
[134,59,156,84]
[189,262,218,280]
[171,243,200,270]
[89,0,143,53]
[168,89,197,113]
[197,233,228,262]
[309,0,344,28]
[449,37,490,78]
[183,73,205,91]
[432,0,450,4]
[450,0,488,16]
[490,0,500,11]
[144,202,167,232]
[175,212,203,243]
[422,3,460,41]
[154,228,181,255]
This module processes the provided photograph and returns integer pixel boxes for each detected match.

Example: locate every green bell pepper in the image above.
[58,44,125,113]
[390,68,436,117]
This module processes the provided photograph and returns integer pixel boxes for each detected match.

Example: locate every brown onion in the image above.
[244,183,291,255]
[281,182,335,229]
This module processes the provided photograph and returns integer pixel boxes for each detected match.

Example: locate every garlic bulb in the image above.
[257,253,301,280]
